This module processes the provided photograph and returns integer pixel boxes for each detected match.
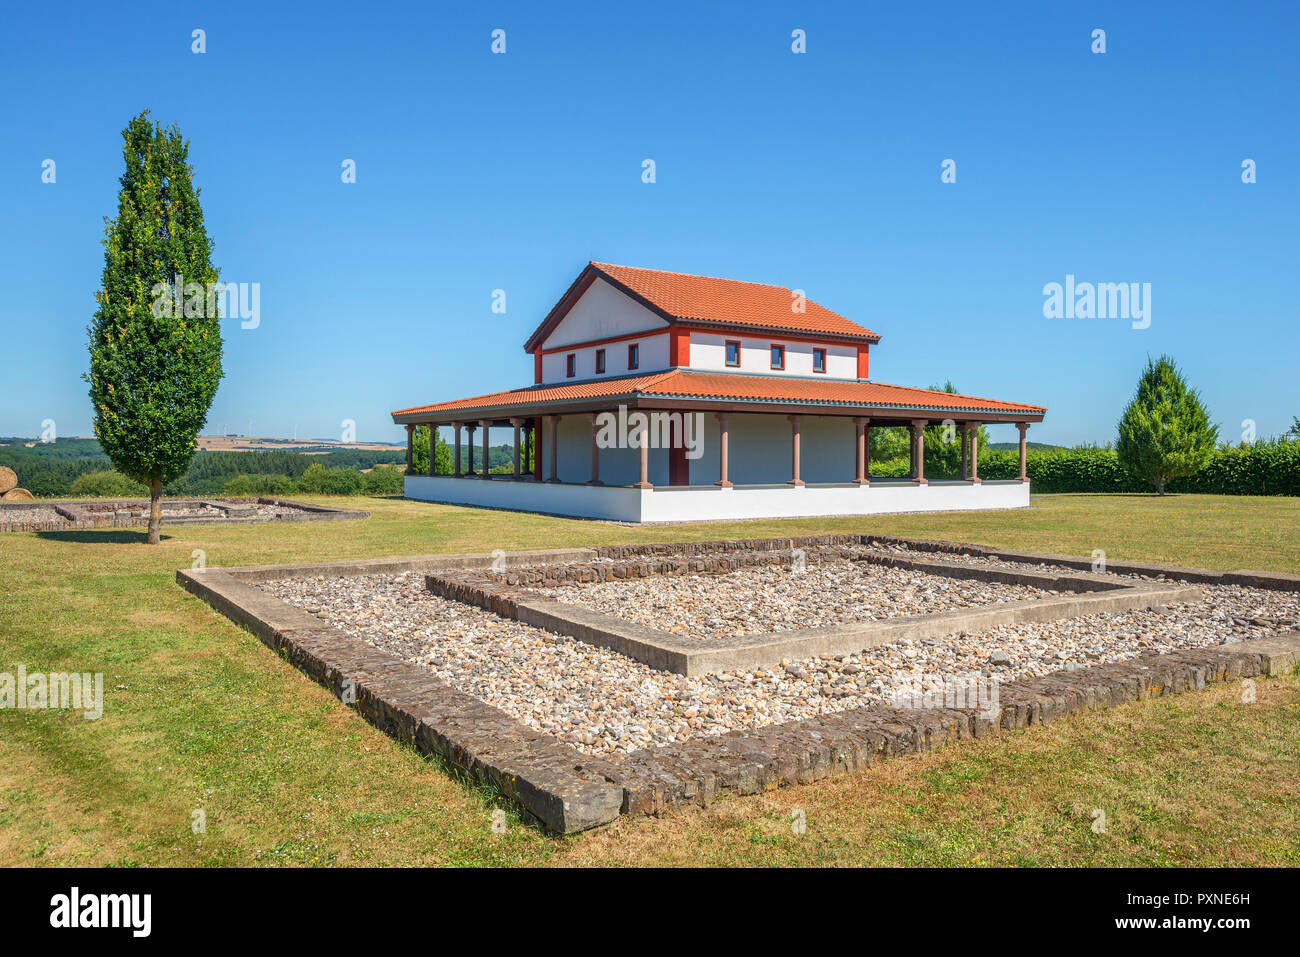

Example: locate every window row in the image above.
[562,339,830,377]
[725,340,826,373]
[565,343,640,378]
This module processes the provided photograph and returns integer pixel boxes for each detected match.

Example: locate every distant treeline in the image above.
[0,438,405,498]
[10,435,1298,499]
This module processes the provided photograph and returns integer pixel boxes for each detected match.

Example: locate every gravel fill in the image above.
[532,560,1060,640]
[259,561,1300,756]
[0,507,64,524]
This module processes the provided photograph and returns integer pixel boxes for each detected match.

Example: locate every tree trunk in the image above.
[147,480,163,544]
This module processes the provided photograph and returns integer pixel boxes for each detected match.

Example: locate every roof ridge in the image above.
[590,261,792,292]
[637,368,683,389]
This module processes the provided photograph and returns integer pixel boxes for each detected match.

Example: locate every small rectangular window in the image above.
[627,343,639,370]
[812,348,826,373]
[770,344,785,370]
[595,348,606,374]
[725,340,741,367]
[566,354,576,378]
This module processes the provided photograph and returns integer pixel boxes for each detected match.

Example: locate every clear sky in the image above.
[2,0,1297,448]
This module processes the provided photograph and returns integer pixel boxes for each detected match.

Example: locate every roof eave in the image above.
[394,394,1046,425]
[673,318,880,344]
[639,392,1045,419]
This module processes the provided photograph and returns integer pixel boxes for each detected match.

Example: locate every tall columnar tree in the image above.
[85,112,223,543]
[1116,355,1217,494]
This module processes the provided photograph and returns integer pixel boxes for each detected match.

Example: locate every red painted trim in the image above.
[595,348,606,374]
[669,329,690,367]
[537,328,668,356]
[724,339,742,367]
[770,344,785,370]
[694,326,872,349]
[627,342,639,370]
[669,443,689,486]
[812,347,827,373]
[565,354,576,378]
[533,351,542,384]
[857,346,870,379]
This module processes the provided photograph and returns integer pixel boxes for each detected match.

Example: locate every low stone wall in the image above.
[616,637,1300,815]
[860,534,1300,591]
[174,534,1300,834]
[424,546,1198,676]
[0,496,369,532]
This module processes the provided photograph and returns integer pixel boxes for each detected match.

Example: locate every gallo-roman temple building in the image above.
[392,262,1046,523]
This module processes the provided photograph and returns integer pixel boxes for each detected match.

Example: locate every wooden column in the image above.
[427,424,437,477]
[1017,423,1029,482]
[864,421,872,481]
[633,432,652,488]
[787,415,805,486]
[532,420,542,481]
[852,417,869,485]
[405,424,414,471]
[911,420,928,484]
[465,424,475,475]
[969,423,981,484]
[587,413,603,486]
[479,420,491,479]
[510,418,522,479]
[715,413,732,487]
[547,415,560,482]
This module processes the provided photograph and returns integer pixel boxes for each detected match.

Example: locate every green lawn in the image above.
[1,493,1297,866]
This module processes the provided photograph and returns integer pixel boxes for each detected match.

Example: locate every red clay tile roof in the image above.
[393,372,679,416]
[522,262,880,351]
[646,372,1046,414]
[593,262,880,340]
[392,370,1045,420]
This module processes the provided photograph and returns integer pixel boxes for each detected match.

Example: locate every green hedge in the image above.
[68,470,149,498]
[222,473,296,496]
[877,441,1300,495]
[1171,441,1300,496]
[220,462,412,498]
[986,447,1145,492]
[361,465,405,496]
[870,457,913,479]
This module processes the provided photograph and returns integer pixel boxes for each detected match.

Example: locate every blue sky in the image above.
[2,0,1297,447]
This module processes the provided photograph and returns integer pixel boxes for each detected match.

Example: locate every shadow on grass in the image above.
[1037,491,1182,498]
[34,529,169,544]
